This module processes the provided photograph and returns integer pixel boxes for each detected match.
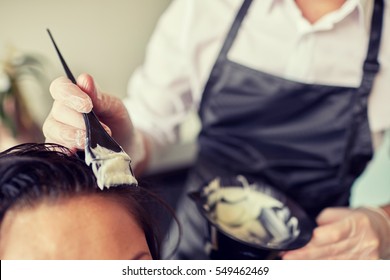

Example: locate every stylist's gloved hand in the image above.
[43,74,145,164]
[282,207,390,260]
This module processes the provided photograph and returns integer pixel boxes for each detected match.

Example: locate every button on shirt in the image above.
[124,0,390,149]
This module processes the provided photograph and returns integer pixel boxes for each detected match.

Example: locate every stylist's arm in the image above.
[282,206,390,259]
[43,73,149,172]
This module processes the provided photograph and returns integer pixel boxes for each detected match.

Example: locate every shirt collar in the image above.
[357,0,375,32]
[264,0,368,33]
[265,0,280,12]
[332,0,367,30]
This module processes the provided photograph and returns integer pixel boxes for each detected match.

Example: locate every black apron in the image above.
[163,0,384,259]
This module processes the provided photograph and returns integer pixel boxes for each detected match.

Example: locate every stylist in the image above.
[43,0,390,259]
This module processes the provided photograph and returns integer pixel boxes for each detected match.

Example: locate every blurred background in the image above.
[0,0,172,151]
[0,0,200,172]
[0,0,388,231]
[0,0,171,96]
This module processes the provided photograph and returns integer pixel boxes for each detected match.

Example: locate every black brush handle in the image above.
[47,29,123,153]
[47,28,92,144]
[47,29,77,84]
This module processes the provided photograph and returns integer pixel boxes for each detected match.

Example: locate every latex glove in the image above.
[282,207,390,260]
[43,74,145,164]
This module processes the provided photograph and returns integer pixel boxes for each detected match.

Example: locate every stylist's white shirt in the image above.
[124,0,390,150]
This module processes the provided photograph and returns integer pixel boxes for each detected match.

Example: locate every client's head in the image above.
[0,143,159,259]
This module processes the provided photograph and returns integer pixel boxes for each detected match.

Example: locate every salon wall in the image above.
[0,0,172,100]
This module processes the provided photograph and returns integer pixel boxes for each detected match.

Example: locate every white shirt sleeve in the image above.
[123,0,240,152]
[123,0,194,149]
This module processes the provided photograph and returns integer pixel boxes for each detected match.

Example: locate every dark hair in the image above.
[0,143,161,259]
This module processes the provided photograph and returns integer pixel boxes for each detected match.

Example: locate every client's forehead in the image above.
[0,195,151,260]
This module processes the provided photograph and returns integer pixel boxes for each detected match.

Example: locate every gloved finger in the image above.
[51,102,113,136]
[51,101,86,130]
[76,73,107,114]
[43,113,86,149]
[76,73,98,101]
[282,234,379,260]
[309,218,352,246]
[316,207,351,225]
[42,112,112,150]
[50,76,93,113]
[76,73,125,118]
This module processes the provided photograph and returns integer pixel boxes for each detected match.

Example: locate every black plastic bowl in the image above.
[189,176,316,259]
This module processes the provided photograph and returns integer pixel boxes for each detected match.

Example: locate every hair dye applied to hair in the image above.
[85,144,137,190]
[0,143,160,259]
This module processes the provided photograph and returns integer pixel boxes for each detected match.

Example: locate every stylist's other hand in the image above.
[282,207,390,259]
[43,74,134,154]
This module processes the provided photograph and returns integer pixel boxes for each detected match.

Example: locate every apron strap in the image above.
[217,0,253,61]
[360,0,384,95]
[199,0,253,112]
[219,0,384,86]
[339,0,384,182]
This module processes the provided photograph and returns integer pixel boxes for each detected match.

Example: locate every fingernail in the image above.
[69,96,93,113]
[101,123,112,135]
[96,90,103,102]
[75,130,86,148]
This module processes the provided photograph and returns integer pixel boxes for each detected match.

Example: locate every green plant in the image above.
[0,51,48,137]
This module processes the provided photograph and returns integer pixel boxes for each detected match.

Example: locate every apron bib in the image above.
[163,0,384,259]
